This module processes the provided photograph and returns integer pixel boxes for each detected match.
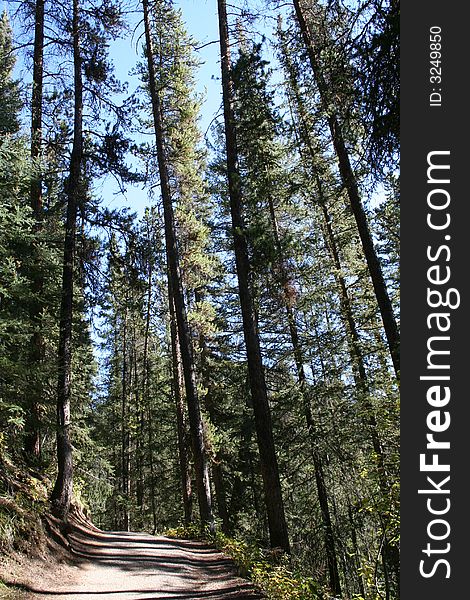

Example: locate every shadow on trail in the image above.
[67,525,237,577]
[13,585,258,599]
[21,517,264,599]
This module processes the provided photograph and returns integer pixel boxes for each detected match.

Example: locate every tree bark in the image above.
[196,306,230,535]
[228,395,256,527]
[142,0,213,531]
[30,0,44,219]
[121,307,130,531]
[313,454,342,597]
[51,0,83,518]
[134,351,145,521]
[142,256,158,534]
[292,0,400,379]
[169,288,193,526]
[266,194,341,594]
[281,34,390,492]
[25,0,46,459]
[348,504,366,598]
[217,0,289,553]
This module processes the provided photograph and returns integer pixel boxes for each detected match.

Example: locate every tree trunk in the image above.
[292,0,400,379]
[121,308,130,531]
[146,401,158,534]
[196,306,230,535]
[228,396,256,527]
[348,504,366,598]
[30,0,44,219]
[169,288,193,526]
[266,194,341,594]
[142,257,158,533]
[313,454,342,597]
[130,327,145,525]
[281,36,389,492]
[25,0,46,460]
[51,0,83,518]
[217,0,289,553]
[142,0,213,531]
[212,459,230,534]
[319,198,389,490]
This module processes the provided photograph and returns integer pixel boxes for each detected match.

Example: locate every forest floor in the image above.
[0,515,263,599]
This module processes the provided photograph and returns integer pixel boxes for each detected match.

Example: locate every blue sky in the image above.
[102,0,225,216]
[103,0,285,217]
[6,0,228,216]
[7,0,283,217]
[110,0,223,132]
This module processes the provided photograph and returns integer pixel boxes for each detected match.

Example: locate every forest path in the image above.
[6,518,263,599]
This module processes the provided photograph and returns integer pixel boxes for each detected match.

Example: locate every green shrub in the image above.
[165,524,328,600]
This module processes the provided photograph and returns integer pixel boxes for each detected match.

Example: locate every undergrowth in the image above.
[0,451,50,555]
[165,523,330,600]
[0,578,22,599]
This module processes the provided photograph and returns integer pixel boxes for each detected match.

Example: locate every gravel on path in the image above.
[1,519,263,600]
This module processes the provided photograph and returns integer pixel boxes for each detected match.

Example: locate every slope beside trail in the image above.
[3,516,263,599]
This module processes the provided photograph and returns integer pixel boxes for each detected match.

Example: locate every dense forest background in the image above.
[0,0,399,598]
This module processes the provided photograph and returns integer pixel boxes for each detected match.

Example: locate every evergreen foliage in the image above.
[0,1,399,598]
[0,11,21,136]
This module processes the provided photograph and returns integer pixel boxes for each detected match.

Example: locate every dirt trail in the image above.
[2,519,263,599]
